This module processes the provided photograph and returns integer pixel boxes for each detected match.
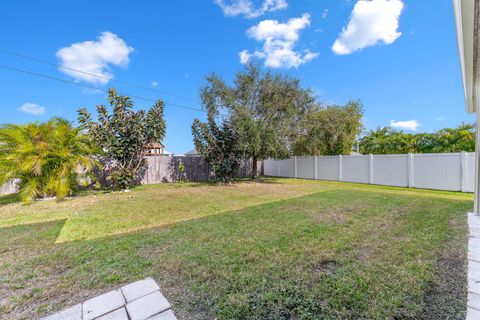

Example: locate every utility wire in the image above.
[0,48,200,103]
[0,63,205,113]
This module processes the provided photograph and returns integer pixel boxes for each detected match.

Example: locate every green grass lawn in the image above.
[0,178,472,319]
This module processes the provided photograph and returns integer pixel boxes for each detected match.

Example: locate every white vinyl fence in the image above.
[264,152,476,192]
[0,179,19,196]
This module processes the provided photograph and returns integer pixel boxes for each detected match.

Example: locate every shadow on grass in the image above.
[0,219,66,254]
[0,193,20,207]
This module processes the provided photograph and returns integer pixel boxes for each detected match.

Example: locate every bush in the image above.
[0,118,98,202]
[78,88,167,189]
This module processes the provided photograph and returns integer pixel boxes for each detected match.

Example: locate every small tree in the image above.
[78,88,166,189]
[199,64,316,179]
[192,88,240,183]
[0,118,98,202]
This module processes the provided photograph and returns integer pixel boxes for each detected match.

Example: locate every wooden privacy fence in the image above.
[142,156,260,184]
[264,152,476,192]
[0,157,261,195]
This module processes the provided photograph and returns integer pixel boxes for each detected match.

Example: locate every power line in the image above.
[0,48,200,103]
[0,63,205,113]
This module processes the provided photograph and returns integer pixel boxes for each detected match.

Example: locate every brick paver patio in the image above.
[468,213,480,319]
[40,278,176,320]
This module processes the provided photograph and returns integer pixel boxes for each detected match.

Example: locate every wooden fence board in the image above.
[141,156,260,184]
[0,157,262,196]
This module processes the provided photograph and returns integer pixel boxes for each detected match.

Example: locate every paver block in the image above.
[126,291,171,320]
[468,214,480,224]
[96,307,129,320]
[470,238,480,249]
[470,261,480,281]
[469,277,480,295]
[471,228,480,237]
[468,212,480,221]
[468,291,480,310]
[147,309,177,320]
[467,307,480,320]
[121,277,160,302]
[40,304,82,320]
[83,289,125,320]
[470,251,480,262]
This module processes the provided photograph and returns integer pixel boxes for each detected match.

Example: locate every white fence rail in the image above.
[264,152,475,192]
[0,179,20,196]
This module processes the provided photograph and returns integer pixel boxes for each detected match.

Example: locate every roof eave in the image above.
[453,0,476,113]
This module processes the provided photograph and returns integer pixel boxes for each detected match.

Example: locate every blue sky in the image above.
[0,0,474,154]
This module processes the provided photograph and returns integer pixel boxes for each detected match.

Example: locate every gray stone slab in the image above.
[40,304,82,320]
[83,289,125,320]
[121,277,160,302]
[147,310,177,320]
[126,291,171,320]
[469,218,480,226]
[470,260,480,282]
[469,278,480,295]
[470,251,480,262]
[468,212,480,220]
[96,307,129,320]
[471,228,480,237]
[467,306,480,320]
[468,291,480,310]
[470,238,480,248]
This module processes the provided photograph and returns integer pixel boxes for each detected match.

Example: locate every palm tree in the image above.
[432,123,475,152]
[359,127,394,154]
[0,118,99,202]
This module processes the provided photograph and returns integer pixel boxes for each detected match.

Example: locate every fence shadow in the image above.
[0,193,20,207]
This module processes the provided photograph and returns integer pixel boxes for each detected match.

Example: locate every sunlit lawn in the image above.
[0,178,472,319]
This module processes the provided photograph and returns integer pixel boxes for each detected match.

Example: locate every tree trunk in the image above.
[252,156,258,180]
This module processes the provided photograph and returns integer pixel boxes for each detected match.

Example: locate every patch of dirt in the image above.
[313,259,340,277]
[311,207,349,225]
[421,216,467,320]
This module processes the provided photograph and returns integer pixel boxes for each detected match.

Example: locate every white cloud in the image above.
[390,120,419,131]
[56,32,134,85]
[240,13,319,68]
[215,0,287,19]
[151,81,158,87]
[18,103,45,116]
[332,0,404,55]
[322,9,329,19]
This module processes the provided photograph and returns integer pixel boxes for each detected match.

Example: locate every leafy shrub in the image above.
[0,118,98,202]
[78,88,166,189]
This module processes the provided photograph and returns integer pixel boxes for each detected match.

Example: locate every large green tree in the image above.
[200,64,316,179]
[0,118,98,202]
[78,88,166,189]
[292,101,363,156]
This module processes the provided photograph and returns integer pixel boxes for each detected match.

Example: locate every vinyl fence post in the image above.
[277,160,280,177]
[314,156,318,180]
[294,156,298,178]
[408,153,414,188]
[368,154,374,184]
[462,151,468,192]
[338,155,343,182]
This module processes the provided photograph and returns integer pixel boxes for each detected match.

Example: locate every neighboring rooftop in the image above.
[184,149,200,157]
